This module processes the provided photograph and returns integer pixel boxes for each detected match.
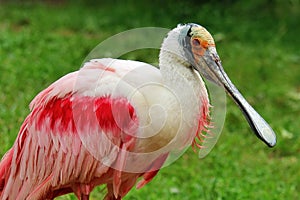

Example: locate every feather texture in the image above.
[0,58,210,199]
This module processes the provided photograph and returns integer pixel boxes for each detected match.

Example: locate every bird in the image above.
[0,23,276,200]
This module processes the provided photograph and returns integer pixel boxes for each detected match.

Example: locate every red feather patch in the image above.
[31,94,137,143]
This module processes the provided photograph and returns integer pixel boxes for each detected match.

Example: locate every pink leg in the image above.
[72,184,92,200]
[104,184,122,200]
[80,194,90,200]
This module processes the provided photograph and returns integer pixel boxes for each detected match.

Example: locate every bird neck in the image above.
[159,49,206,99]
[158,48,210,151]
[158,31,204,95]
[158,49,209,136]
[158,33,209,126]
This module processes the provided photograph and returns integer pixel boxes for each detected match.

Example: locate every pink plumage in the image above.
[0,57,210,199]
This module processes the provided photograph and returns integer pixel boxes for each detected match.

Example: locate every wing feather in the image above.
[0,58,166,199]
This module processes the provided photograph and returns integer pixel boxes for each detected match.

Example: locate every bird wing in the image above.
[0,58,163,199]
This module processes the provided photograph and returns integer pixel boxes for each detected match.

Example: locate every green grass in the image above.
[0,1,299,199]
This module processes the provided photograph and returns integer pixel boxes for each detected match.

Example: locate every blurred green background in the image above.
[0,0,299,199]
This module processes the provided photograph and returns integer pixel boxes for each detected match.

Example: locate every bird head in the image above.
[165,23,277,147]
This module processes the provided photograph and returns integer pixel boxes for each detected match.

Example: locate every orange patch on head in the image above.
[200,40,209,49]
[191,37,207,57]
[190,26,215,47]
[192,37,214,49]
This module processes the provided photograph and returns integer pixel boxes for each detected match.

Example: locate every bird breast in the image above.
[56,58,205,156]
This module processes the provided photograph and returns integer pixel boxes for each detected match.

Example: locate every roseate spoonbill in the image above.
[0,23,276,200]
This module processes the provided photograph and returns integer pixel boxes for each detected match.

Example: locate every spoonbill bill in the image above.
[0,23,276,200]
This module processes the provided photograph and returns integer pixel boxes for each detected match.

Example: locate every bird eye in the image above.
[192,37,209,49]
[192,38,201,46]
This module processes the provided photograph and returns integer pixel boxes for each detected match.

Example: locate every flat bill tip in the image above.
[247,107,277,148]
[261,127,277,147]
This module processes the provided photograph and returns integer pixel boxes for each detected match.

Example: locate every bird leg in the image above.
[72,184,92,200]
[105,184,122,200]
[80,194,90,200]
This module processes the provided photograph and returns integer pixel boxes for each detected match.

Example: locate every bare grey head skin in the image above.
[175,23,276,147]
